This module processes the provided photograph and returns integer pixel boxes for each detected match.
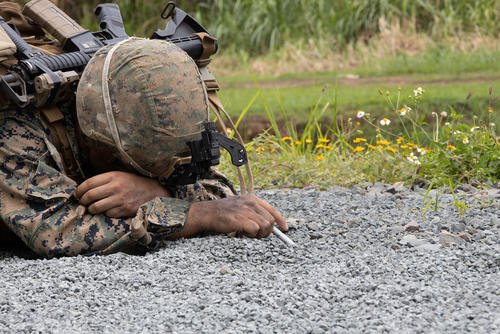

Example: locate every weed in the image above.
[219,86,499,192]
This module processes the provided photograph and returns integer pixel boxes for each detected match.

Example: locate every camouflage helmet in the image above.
[76,37,209,178]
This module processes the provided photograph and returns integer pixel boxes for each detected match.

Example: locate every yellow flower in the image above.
[281,136,292,142]
[270,147,277,153]
[386,146,398,153]
[377,145,384,150]
[407,142,419,149]
[295,140,302,145]
[368,144,376,150]
[318,138,330,144]
[315,154,325,161]
[305,138,313,144]
[488,107,493,113]
[352,146,365,153]
[353,137,367,144]
[447,144,456,151]
[400,145,409,149]
[256,146,265,153]
[396,137,404,144]
[376,139,390,146]
[380,118,391,126]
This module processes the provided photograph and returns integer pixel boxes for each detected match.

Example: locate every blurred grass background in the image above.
[46,0,499,131]
[52,0,499,55]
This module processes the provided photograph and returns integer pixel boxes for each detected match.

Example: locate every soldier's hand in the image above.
[75,171,170,218]
[182,194,287,238]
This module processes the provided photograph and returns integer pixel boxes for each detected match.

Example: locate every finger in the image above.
[105,206,135,219]
[250,204,275,223]
[78,184,115,206]
[246,212,273,238]
[253,196,288,232]
[87,196,121,215]
[256,220,273,238]
[75,173,112,199]
[241,220,260,238]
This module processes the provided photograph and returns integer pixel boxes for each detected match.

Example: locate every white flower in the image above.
[462,137,469,144]
[379,118,391,126]
[413,87,424,96]
[406,152,421,165]
[440,111,448,117]
[356,110,366,118]
[399,105,412,116]
[445,122,451,126]
[470,126,480,132]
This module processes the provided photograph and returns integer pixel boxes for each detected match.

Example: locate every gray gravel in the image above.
[1,184,499,333]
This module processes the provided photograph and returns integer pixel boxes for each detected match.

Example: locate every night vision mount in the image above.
[161,122,248,185]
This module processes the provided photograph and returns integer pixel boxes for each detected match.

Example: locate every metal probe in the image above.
[272,226,295,247]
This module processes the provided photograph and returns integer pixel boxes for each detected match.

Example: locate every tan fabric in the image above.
[0,1,45,37]
[0,25,16,58]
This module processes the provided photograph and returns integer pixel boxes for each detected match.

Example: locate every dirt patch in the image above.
[223,74,500,90]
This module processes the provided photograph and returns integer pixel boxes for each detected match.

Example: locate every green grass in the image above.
[219,75,499,121]
[215,47,500,129]
[50,1,499,56]
[355,48,500,77]
[219,85,499,192]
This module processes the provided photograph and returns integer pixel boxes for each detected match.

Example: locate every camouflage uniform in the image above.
[0,107,235,257]
[0,8,236,258]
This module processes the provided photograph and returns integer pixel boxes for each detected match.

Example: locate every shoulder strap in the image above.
[40,106,84,181]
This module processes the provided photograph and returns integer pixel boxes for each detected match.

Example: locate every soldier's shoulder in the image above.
[0,110,47,149]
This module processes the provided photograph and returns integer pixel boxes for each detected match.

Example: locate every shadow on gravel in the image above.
[0,238,38,260]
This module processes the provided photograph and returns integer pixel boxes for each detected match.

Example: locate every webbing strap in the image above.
[101,37,154,177]
[194,32,217,67]
[40,106,83,181]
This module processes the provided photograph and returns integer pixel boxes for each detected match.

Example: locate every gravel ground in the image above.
[0,184,499,333]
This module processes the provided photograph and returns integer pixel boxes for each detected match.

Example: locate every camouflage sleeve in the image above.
[169,169,237,202]
[0,116,190,258]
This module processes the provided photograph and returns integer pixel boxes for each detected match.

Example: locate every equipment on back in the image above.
[0,0,218,108]
[1,0,250,185]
